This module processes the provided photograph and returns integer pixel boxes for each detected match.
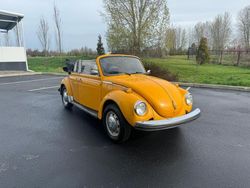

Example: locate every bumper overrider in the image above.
[135,108,201,131]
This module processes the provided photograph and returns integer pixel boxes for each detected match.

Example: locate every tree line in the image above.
[103,1,250,57]
[26,47,96,57]
[1,1,249,59]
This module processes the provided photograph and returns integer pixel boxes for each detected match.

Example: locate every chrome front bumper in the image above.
[135,108,201,131]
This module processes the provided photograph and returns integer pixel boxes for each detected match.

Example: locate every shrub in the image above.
[143,61,179,81]
[196,37,210,65]
[97,35,105,55]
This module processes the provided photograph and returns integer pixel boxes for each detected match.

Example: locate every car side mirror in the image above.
[146,70,151,74]
[90,69,99,76]
[63,67,71,74]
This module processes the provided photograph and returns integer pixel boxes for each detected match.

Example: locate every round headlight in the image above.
[185,93,193,106]
[134,101,147,116]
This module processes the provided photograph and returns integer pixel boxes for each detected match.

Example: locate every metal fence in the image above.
[188,50,250,67]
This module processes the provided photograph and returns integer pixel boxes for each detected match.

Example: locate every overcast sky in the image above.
[0,0,249,50]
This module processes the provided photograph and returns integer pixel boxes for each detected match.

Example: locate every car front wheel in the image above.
[103,104,132,143]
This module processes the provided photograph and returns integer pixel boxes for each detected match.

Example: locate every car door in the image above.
[78,60,102,111]
[69,61,81,102]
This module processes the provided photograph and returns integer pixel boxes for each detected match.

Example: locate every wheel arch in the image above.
[98,90,154,126]
[103,100,118,111]
[60,78,73,97]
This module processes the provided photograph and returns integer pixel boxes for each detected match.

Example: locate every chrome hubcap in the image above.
[62,89,69,106]
[106,111,120,137]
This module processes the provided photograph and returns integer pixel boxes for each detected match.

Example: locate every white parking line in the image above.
[28,86,59,92]
[0,77,63,86]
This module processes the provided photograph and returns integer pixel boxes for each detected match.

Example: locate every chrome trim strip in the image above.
[72,101,98,118]
[135,108,201,131]
[102,81,129,91]
[102,81,113,85]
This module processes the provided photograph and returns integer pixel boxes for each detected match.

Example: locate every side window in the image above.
[82,62,91,74]
[80,63,86,73]
[79,60,99,76]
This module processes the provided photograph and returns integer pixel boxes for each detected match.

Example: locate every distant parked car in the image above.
[59,54,201,142]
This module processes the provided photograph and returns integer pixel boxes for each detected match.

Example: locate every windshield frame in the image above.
[98,56,146,77]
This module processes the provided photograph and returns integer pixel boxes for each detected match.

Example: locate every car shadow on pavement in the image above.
[121,128,187,162]
[64,107,187,161]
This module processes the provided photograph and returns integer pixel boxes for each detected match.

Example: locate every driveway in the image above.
[0,75,250,188]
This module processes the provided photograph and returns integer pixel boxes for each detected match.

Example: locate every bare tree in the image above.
[103,0,170,56]
[187,27,195,47]
[194,22,205,45]
[165,27,176,52]
[238,5,250,49]
[53,3,63,54]
[175,27,187,50]
[210,12,231,50]
[193,22,211,46]
[165,26,187,53]
[37,17,50,56]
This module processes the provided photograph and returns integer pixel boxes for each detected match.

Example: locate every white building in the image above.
[0,10,28,71]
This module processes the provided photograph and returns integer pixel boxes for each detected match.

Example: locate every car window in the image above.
[100,56,145,76]
[79,60,99,75]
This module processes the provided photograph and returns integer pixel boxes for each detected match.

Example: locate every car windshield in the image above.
[100,56,146,76]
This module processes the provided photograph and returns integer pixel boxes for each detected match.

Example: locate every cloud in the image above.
[0,0,249,50]
[168,0,250,26]
[0,0,106,50]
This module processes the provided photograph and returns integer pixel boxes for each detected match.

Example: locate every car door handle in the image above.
[79,78,84,83]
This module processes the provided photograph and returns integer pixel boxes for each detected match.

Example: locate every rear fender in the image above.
[60,77,73,97]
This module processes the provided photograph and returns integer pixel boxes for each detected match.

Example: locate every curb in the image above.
[0,71,66,78]
[0,72,41,78]
[175,82,250,92]
[41,72,67,76]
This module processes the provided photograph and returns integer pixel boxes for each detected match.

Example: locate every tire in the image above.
[103,104,132,143]
[61,86,73,110]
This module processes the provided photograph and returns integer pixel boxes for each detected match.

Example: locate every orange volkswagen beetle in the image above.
[59,54,201,142]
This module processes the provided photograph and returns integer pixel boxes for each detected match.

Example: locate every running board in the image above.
[72,101,98,118]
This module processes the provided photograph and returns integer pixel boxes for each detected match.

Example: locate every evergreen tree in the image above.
[97,35,105,55]
[196,37,210,65]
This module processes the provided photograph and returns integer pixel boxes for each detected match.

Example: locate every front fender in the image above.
[98,90,155,126]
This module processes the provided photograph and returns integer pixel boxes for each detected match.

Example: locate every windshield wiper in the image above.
[109,71,145,76]
[118,72,131,76]
[122,72,132,75]
[109,71,131,76]
[130,72,145,75]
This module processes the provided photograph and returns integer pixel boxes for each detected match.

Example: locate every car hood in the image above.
[106,75,185,118]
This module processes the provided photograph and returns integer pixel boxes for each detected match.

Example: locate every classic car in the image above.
[59,54,201,142]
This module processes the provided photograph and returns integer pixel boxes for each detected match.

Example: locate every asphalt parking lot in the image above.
[0,75,250,188]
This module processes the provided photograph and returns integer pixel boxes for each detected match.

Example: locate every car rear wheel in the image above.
[103,104,132,143]
[61,87,73,110]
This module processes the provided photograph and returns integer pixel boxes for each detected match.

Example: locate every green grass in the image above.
[28,56,94,73]
[144,56,250,87]
[28,55,250,87]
